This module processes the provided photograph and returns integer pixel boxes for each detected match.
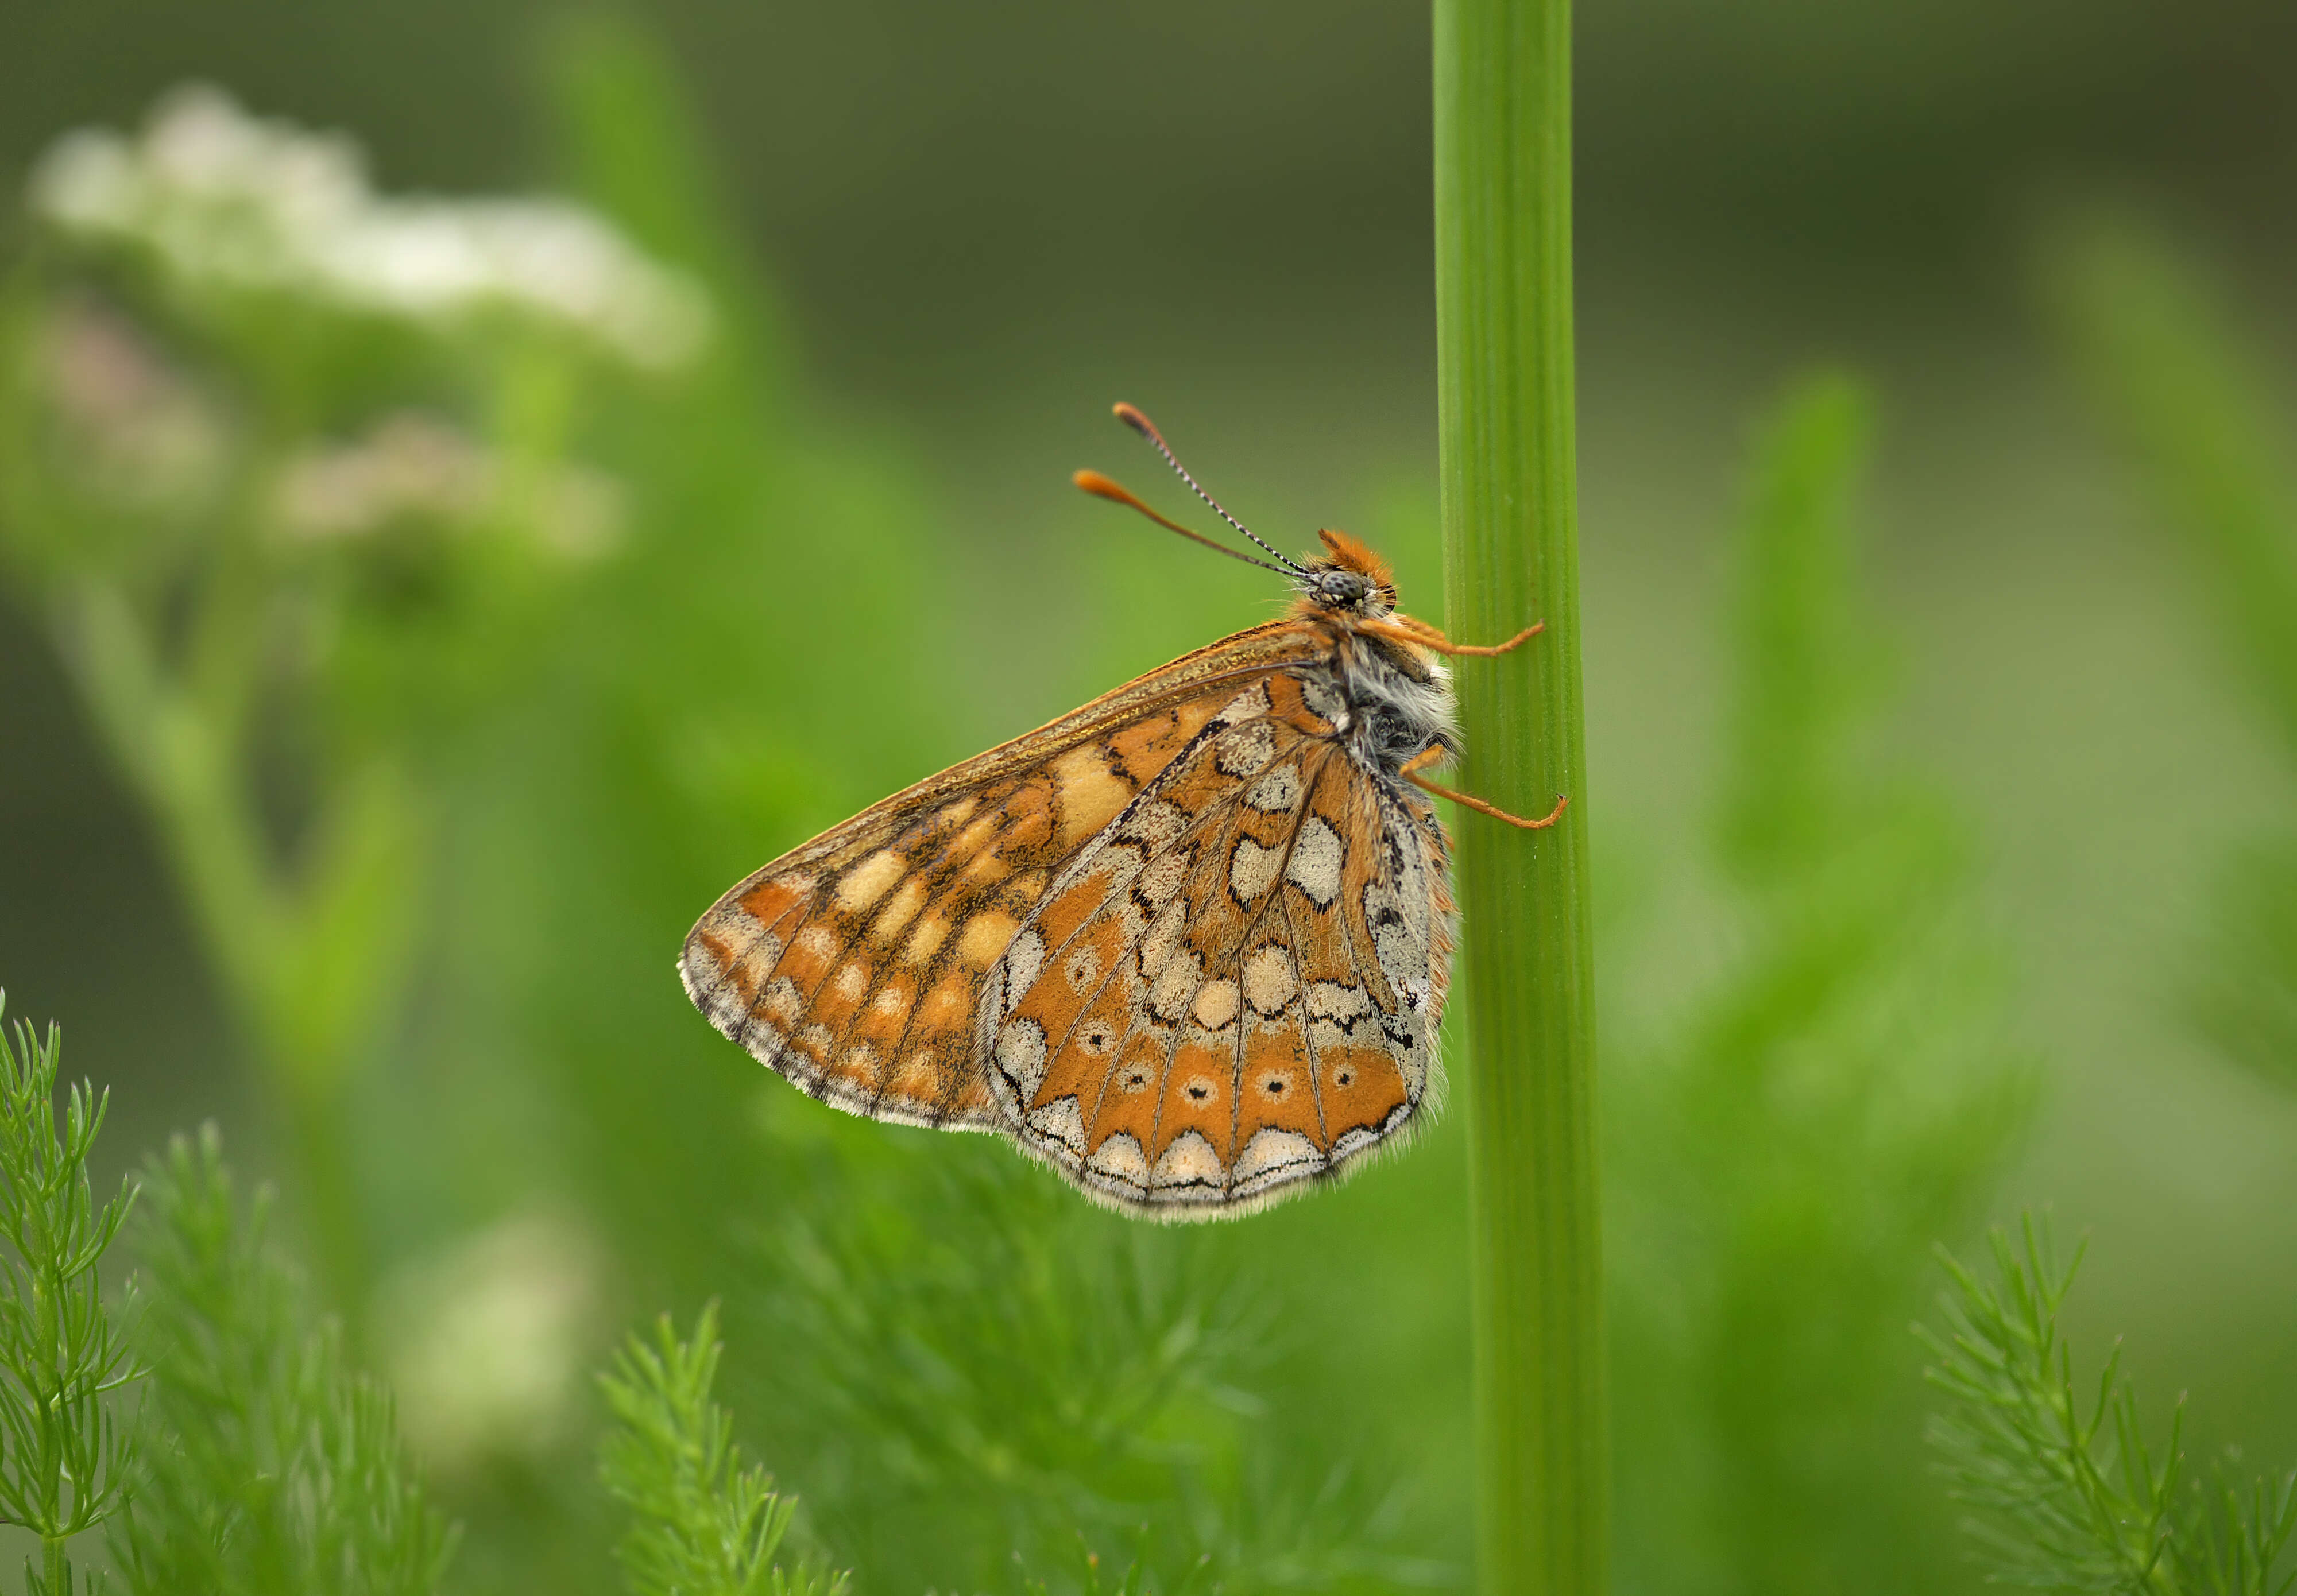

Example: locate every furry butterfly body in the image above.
[679,409,1553,1219]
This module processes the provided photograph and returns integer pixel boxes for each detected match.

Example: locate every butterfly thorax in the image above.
[1289,530,1462,784]
[1298,613,1461,785]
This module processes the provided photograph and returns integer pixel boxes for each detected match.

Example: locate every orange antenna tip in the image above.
[1072,469,1132,502]
[1112,402,1158,439]
[1070,463,1294,576]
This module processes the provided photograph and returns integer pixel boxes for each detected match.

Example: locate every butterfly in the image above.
[680,404,1563,1219]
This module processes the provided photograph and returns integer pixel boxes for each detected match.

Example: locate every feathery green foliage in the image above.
[1923,1218,2297,1596]
[1605,374,2033,1596]
[0,995,140,1596]
[116,1126,453,1596]
[2045,216,2297,1091]
[1022,1531,1214,1596]
[599,1304,848,1596]
[730,1138,1421,1596]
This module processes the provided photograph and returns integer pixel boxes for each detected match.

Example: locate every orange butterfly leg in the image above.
[1399,747,1567,831]
[1362,617,1545,657]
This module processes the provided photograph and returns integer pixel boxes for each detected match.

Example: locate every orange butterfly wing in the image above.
[979,670,1455,1217]
[679,622,1334,1130]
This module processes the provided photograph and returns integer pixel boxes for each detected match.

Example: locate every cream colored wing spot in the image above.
[1190,978,1240,1030]
[1050,744,1135,846]
[870,878,929,942]
[1133,897,1188,984]
[1005,928,1046,995]
[1027,1094,1087,1155]
[1232,1128,1322,1194]
[1228,838,1281,903]
[1086,1131,1151,1192]
[1213,720,1278,778]
[693,928,785,1041]
[1120,798,1189,849]
[958,911,1020,969]
[1062,943,1102,994]
[835,850,907,913]
[1366,878,1432,1015]
[1244,764,1302,813]
[997,1016,1048,1100]
[1241,944,1296,1016]
[761,977,804,1028]
[1284,816,1344,908]
[1308,980,1370,1020]
[1153,1129,1224,1189]
[1148,950,1203,1022]
[1136,848,1194,911]
[904,913,951,964]
[1211,681,1275,726]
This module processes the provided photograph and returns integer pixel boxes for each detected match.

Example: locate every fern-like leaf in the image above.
[1923,1217,2297,1596]
[599,1303,849,1596]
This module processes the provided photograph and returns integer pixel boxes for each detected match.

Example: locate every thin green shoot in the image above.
[600,1303,849,1596]
[115,1125,454,1596]
[1923,1217,2297,1596]
[0,994,141,1596]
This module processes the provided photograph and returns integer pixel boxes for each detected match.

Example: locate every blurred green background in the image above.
[1,2,2294,1593]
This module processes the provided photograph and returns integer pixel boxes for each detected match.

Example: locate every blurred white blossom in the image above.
[273,411,624,557]
[29,85,710,369]
[38,297,229,507]
[377,1211,604,1473]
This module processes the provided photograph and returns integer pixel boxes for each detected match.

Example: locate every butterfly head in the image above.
[1298,529,1397,618]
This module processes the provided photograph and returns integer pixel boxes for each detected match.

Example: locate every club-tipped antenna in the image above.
[1072,470,1294,576]
[1111,403,1305,574]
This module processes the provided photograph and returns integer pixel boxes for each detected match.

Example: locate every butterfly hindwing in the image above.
[680,623,1332,1129]
[982,668,1453,1216]
[981,682,1317,1201]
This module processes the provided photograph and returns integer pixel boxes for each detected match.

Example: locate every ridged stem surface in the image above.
[1433,0,1608,1590]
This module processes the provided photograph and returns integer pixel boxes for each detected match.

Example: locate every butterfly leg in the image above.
[1364,617,1545,657]
[1398,747,1568,830]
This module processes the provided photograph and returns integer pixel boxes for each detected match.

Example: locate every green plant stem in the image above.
[1434,1,1607,1594]
[54,561,373,1326]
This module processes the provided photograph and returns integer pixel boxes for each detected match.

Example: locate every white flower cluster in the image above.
[28,85,711,370]
[273,412,624,559]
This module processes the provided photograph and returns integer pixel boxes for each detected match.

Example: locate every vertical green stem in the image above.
[1433,1,1607,1594]
[56,555,374,1328]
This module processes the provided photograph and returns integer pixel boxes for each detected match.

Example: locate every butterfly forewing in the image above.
[680,623,1333,1132]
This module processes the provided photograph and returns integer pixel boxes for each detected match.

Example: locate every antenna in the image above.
[1072,470,1294,576]
[1109,404,1305,574]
